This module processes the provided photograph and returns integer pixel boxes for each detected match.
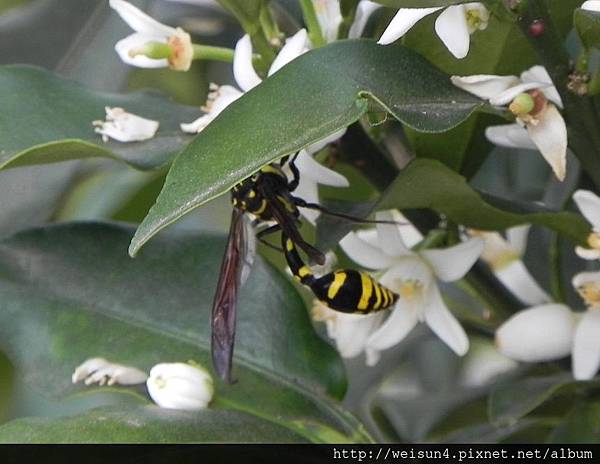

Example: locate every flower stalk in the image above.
[192,44,235,63]
[300,0,327,47]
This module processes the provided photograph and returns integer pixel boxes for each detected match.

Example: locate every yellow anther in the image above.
[587,232,600,250]
[576,281,600,309]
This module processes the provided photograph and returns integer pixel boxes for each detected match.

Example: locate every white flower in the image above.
[181,30,348,223]
[378,3,489,59]
[312,299,386,365]
[110,0,193,70]
[313,0,343,43]
[181,30,310,133]
[452,66,567,180]
[496,272,600,380]
[349,1,383,39]
[72,357,148,386]
[340,210,483,360]
[495,304,576,362]
[573,189,600,260]
[147,362,214,410]
[582,1,600,11]
[92,106,159,143]
[471,226,550,306]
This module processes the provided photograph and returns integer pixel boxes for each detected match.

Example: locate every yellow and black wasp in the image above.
[211,155,399,383]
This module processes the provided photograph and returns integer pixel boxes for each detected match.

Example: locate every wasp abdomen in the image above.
[310,270,398,314]
[283,236,398,314]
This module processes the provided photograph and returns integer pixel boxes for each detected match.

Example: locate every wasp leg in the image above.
[292,197,405,226]
[256,224,283,252]
[286,153,300,192]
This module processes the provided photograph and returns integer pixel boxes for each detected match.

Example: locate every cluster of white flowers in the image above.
[73,358,214,411]
[313,210,484,365]
[495,190,600,380]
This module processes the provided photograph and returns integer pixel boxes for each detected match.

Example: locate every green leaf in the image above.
[547,400,600,443]
[0,222,370,443]
[130,39,483,255]
[488,373,600,426]
[377,159,589,244]
[0,66,199,171]
[574,8,600,49]
[0,405,308,443]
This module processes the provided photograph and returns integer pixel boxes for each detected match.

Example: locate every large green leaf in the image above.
[574,8,600,49]
[0,406,307,443]
[488,373,600,427]
[547,400,600,443]
[0,66,199,171]
[377,159,589,244]
[373,0,499,6]
[130,40,483,255]
[0,222,370,443]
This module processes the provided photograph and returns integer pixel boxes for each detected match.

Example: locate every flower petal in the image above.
[423,285,469,355]
[573,311,600,380]
[572,270,600,289]
[339,231,394,270]
[365,299,419,352]
[330,311,387,359]
[375,210,411,257]
[495,304,575,362]
[306,128,346,155]
[110,0,176,36]
[293,171,320,225]
[582,1,600,12]
[485,124,537,150]
[435,5,471,59]
[313,0,342,43]
[526,104,567,181]
[490,81,547,106]
[294,150,349,187]
[233,35,262,92]
[520,65,562,107]
[495,260,551,306]
[377,7,442,45]
[93,107,159,143]
[269,29,310,75]
[180,85,242,133]
[450,75,520,101]
[348,0,383,38]
[115,33,170,68]
[506,225,530,256]
[576,246,600,260]
[573,189,600,230]
[420,237,483,282]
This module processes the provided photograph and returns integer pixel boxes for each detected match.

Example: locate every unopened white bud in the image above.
[495,304,576,362]
[147,362,214,411]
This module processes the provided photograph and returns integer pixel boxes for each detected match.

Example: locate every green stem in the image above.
[299,0,327,48]
[549,232,566,302]
[259,2,282,45]
[338,0,360,39]
[192,45,235,63]
[516,0,600,190]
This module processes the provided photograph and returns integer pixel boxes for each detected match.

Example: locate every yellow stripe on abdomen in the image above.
[357,273,373,311]
[327,272,347,300]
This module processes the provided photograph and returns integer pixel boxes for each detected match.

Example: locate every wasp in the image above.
[211,156,399,383]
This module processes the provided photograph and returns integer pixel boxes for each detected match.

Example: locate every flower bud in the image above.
[147,362,214,411]
[495,304,576,362]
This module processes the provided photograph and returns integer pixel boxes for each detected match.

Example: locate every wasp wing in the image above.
[211,207,255,383]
